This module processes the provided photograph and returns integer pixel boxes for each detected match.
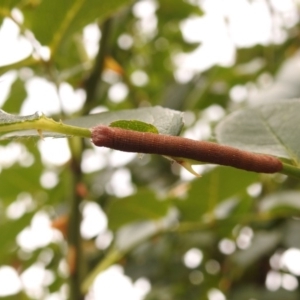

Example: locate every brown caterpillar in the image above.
[91,125,283,174]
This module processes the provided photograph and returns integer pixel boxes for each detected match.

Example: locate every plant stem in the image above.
[281,163,300,179]
[68,137,85,300]
[81,249,122,294]
[83,18,112,114]
[50,0,85,57]
[0,116,91,138]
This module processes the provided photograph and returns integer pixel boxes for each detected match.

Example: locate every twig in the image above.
[83,18,113,113]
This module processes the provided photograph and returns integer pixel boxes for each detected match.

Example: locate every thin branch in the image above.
[81,249,122,294]
[281,163,300,178]
[68,137,85,300]
[50,0,85,57]
[83,18,113,114]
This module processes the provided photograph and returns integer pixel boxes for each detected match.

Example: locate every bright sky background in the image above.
[0,0,300,299]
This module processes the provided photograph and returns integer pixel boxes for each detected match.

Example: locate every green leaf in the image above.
[215,99,300,165]
[176,167,258,221]
[81,210,178,294]
[107,189,170,231]
[283,219,300,249]
[0,211,36,260]
[0,162,42,203]
[66,106,184,136]
[0,141,43,205]
[231,286,300,300]
[232,231,281,268]
[22,0,132,55]
[158,0,203,21]
[2,77,27,113]
[0,0,23,26]
[110,120,159,134]
[0,56,37,76]
[259,191,300,214]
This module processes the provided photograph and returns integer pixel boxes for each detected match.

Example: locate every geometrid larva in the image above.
[92,125,283,174]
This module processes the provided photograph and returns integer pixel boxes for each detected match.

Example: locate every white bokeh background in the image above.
[0,0,300,299]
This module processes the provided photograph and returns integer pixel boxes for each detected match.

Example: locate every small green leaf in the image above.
[110,120,159,134]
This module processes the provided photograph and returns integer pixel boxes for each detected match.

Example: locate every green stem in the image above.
[281,163,300,179]
[68,137,85,300]
[0,116,91,138]
[83,18,112,114]
[81,249,122,294]
[176,210,300,233]
[50,0,85,57]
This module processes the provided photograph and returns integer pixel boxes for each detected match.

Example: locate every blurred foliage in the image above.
[1,0,300,300]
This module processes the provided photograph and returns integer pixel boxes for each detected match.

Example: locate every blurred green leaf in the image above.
[259,191,300,214]
[176,167,258,221]
[82,209,178,293]
[283,219,300,249]
[232,231,281,268]
[0,210,36,260]
[107,189,170,231]
[231,286,300,300]
[2,77,27,113]
[0,56,36,76]
[0,164,41,202]
[22,0,132,54]
[0,294,30,300]
[157,0,203,22]
[0,0,23,26]
[0,153,43,204]
[0,0,21,9]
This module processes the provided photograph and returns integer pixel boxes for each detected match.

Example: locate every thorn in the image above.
[163,155,201,177]
[37,129,44,140]
[179,160,201,177]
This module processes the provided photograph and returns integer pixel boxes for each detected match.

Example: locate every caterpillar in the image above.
[91,125,283,174]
